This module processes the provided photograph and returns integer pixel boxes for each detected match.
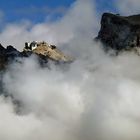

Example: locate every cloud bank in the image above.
[1,0,140,140]
[117,0,140,15]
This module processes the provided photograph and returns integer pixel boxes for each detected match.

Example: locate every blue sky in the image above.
[0,0,117,24]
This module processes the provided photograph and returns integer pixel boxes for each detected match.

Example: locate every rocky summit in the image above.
[23,41,72,62]
[0,41,73,70]
[96,13,140,52]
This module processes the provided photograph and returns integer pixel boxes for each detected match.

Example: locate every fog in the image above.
[1,0,140,140]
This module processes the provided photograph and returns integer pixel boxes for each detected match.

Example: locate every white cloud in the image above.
[117,0,140,15]
[3,37,140,140]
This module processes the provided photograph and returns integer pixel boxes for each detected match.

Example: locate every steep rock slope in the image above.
[96,13,140,51]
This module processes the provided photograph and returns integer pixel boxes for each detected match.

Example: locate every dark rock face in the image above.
[6,45,21,56]
[0,44,49,70]
[0,44,9,69]
[0,45,22,70]
[97,13,140,51]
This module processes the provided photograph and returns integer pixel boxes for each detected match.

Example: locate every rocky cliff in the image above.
[96,13,140,51]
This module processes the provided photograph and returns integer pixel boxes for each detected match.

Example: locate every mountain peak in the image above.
[0,41,73,70]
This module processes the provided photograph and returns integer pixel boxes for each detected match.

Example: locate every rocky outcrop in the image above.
[96,13,140,51]
[23,41,72,62]
[0,42,72,70]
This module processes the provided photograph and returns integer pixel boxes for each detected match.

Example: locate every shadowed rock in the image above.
[96,13,140,51]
